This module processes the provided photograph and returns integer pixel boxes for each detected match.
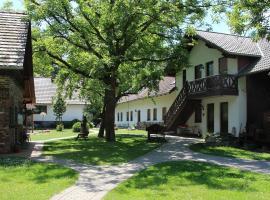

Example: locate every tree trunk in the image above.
[98,105,106,138]
[104,80,116,142]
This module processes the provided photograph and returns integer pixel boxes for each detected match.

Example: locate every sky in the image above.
[0,0,231,34]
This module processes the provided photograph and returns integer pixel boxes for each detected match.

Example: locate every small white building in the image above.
[115,77,177,128]
[33,78,85,128]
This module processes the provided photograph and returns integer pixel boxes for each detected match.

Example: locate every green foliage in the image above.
[228,0,270,40]
[26,0,219,139]
[72,122,81,133]
[56,124,64,131]
[26,0,211,99]
[71,121,93,132]
[88,122,94,129]
[52,93,66,123]
[1,0,13,11]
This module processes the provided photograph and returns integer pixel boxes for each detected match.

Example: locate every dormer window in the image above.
[195,64,203,79]
[219,57,228,75]
[206,61,214,76]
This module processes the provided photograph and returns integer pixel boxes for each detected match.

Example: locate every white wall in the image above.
[115,92,177,127]
[33,104,85,121]
[175,40,238,91]
[185,77,247,136]
[175,39,246,136]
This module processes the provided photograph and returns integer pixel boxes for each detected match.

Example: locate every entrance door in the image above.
[207,104,214,133]
[137,110,141,123]
[220,102,228,133]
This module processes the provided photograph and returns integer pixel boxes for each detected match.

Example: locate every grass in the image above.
[30,128,144,141]
[43,130,160,165]
[30,129,78,141]
[116,129,147,135]
[190,143,270,161]
[104,160,270,200]
[0,157,78,200]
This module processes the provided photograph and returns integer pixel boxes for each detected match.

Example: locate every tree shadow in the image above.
[0,157,78,184]
[43,134,162,165]
[119,161,269,192]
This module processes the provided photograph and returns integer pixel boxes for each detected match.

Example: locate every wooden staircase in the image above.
[163,74,238,132]
[164,83,201,131]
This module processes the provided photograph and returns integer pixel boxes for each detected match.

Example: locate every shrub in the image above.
[72,122,91,132]
[56,124,64,131]
[63,119,80,129]
[72,122,81,132]
[88,122,94,129]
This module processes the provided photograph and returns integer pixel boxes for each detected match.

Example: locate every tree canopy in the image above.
[26,0,222,141]
[228,0,270,40]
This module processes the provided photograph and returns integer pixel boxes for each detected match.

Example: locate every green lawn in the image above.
[116,129,147,135]
[104,161,270,200]
[0,157,78,200]
[43,132,160,165]
[30,129,78,141]
[190,143,270,161]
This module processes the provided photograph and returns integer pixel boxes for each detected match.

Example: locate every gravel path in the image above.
[28,136,270,200]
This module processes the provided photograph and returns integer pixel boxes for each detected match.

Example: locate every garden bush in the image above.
[72,122,92,132]
[56,124,64,131]
[72,122,81,132]
[88,122,94,128]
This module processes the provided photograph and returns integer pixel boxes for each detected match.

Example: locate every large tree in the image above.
[26,0,216,141]
[228,0,270,40]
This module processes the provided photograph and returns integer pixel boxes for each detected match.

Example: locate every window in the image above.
[207,104,215,133]
[130,111,133,121]
[220,102,228,133]
[120,112,123,121]
[195,105,202,123]
[126,111,129,121]
[153,108,157,121]
[195,64,203,79]
[219,57,228,74]
[117,113,120,122]
[147,109,151,121]
[206,61,214,76]
[137,110,141,122]
[33,105,47,114]
[182,69,187,86]
[162,107,167,121]
[9,106,15,127]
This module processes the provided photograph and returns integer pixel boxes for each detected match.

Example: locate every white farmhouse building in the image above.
[116,31,270,141]
[115,77,177,128]
[33,78,86,128]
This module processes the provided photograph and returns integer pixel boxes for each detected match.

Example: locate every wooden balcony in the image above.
[187,74,238,98]
[164,74,238,131]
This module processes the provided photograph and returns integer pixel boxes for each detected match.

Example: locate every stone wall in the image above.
[0,76,23,153]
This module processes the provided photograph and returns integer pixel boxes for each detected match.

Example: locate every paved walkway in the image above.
[28,136,270,200]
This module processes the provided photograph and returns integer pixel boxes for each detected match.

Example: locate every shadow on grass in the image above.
[190,143,270,161]
[0,157,78,184]
[119,161,269,192]
[43,134,163,165]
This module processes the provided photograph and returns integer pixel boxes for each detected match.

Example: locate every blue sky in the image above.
[0,0,230,33]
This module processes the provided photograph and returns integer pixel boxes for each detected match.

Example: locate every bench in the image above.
[75,132,89,140]
[146,124,166,142]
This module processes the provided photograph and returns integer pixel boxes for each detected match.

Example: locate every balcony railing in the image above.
[187,74,238,98]
[164,74,238,129]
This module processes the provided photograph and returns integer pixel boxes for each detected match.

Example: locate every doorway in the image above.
[207,103,214,133]
[220,102,228,133]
